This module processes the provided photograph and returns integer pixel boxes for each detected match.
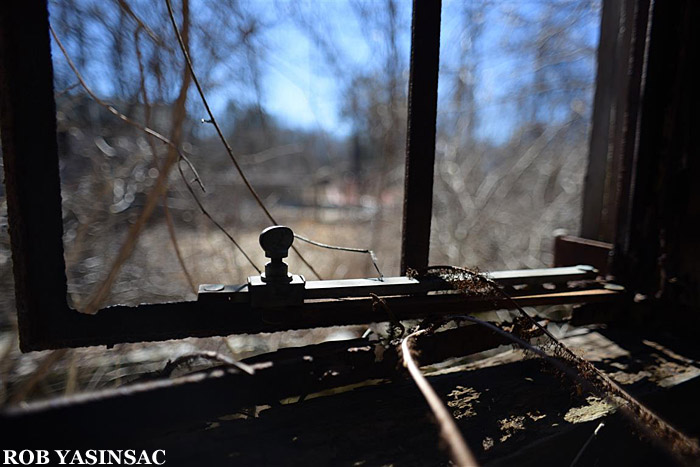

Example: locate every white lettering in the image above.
[152,450,166,465]
[3,448,165,465]
[136,451,151,465]
[105,450,122,464]
[17,451,34,465]
[124,450,136,465]
[4,450,51,465]
[70,450,85,465]
[55,450,70,464]
[36,451,50,465]
[84,450,97,465]
[3,451,18,465]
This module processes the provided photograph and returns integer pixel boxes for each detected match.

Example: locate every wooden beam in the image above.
[581,0,623,241]
[0,0,71,350]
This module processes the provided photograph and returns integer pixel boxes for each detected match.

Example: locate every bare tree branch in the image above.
[135,25,197,294]
[402,329,480,466]
[51,21,260,313]
[164,0,322,280]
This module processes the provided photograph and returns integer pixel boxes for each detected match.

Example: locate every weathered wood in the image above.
[610,0,652,274]
[0,324,511,446]
[581,0,623,241]
[0,0,71,349]
[4,327,697,466]
[614,0,700,311]
[601,0,637,243]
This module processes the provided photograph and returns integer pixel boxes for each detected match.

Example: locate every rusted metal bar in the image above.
[401,0,442,275]
[42,285,622,350]
[614,0,700,307]
[554,236,612,275]
[0,0,71,348]
[610,0,652,277]
[601,0,636,243]
[198,265,599,303]
[4,260,606,350]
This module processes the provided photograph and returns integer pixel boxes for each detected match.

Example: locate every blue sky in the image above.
[239,0,411,137]
[240,0,599,143]
[50,0,600,144]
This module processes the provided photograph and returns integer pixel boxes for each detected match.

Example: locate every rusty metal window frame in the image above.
[2,0,624,352]
[580,0,651,246]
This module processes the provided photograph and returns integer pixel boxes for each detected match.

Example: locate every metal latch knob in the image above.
[260,225,294,283]
[248,225,305,308]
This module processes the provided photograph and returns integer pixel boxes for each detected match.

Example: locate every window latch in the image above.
[198,226,604,310]
[247,225,306,308]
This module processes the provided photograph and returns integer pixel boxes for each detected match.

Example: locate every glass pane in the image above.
[431,0,601,270]
[49,0,412,309]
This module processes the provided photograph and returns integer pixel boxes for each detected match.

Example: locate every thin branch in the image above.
[49,26,204,191]
[52,25,174,313]
[402,330,480,466]
[162,198,197,293]
[570,422,605,467]
[421,266,700,463]
[450,313,699,464]
[164,0,322,280]
[54,82,79,98]
[0,326,18,406]
[9,349,69,405]
[52,20,194,314]
[51,23,260,306]
[294,233,383,280]
[135,26,197,294]
[177,161,261,272]
[450,315,588,385]
[64,352,79,396]
[370,293,404,340]
[158,351,255,378]
[115,0,168,48]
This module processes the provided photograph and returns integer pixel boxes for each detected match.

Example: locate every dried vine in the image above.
[410,265,700,464]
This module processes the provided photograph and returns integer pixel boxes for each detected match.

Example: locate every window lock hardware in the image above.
[198,228,604,311]
[247,225,306,308]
